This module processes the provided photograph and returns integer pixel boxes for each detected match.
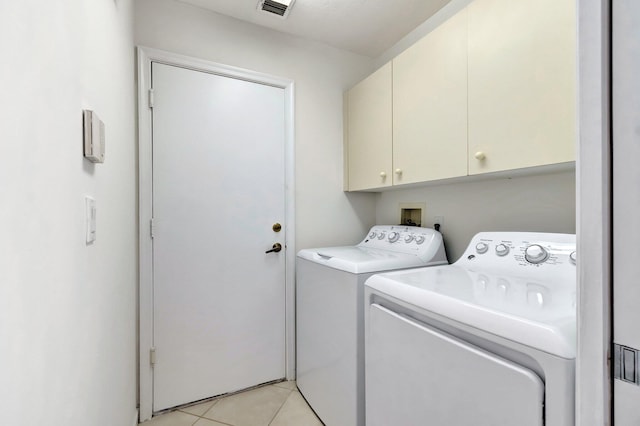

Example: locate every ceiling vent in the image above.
[257,0,295,18]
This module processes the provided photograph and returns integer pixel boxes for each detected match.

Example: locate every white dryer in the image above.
[365,232,576,426]
[296,225,448,426]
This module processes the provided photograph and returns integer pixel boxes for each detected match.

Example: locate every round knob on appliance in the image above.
[377,232,386,240]
[388,231,400,243]
[495,244,510,257]
[415,235,426,245]
[474,151,486,160]
[404,234,414,243]
[369,231,377,239]
[569,251,577,265]
[525,244,549,264]
[380,172,387,178]
[395,169,403,175]
[475,242,489,254]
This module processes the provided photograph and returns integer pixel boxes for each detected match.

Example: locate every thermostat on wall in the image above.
[82,110,105,163]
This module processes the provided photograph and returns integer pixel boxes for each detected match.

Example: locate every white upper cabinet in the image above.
[346,62,393,191]
[467,0,576,175]
[344,0,577,191]
[393,9,468,185]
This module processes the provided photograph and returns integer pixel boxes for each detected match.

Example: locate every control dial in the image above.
[388,231,400,243]
[569,251,577,265]
[495,244,509,257]
[524,244,549,264]
[369,231,377,239]
[404,234,414,243]
[377,232,386,240]
[475,242,489,254]
[415,235,426,245]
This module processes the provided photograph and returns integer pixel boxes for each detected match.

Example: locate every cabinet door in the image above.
[467,0,576,175]
[393,9,468,185]
[346,63,392,191]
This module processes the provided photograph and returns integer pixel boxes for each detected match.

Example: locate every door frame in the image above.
[136,46,296,422]
[576,0,612,424]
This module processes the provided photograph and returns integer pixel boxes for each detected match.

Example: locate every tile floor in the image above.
[139,381,323,426]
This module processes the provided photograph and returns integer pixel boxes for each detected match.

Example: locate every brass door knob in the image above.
[265,243,282,254]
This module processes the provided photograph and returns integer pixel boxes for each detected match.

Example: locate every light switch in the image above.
[85,196,96,244]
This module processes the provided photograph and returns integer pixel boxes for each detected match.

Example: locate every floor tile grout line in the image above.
[267,388,295,426]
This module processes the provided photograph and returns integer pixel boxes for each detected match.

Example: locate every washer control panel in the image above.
[359,225,444,256]
[460,232,576,271]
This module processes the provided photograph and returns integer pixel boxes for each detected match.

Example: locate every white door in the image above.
[151,62,286,411]
[613,0,640,422]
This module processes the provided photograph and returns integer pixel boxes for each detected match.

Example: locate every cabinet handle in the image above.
[395,169,403,175]
[474,151,486,160]
[380,171,387,178]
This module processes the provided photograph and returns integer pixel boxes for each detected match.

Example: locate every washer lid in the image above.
[365,265,576,359]
[297,246,446,274]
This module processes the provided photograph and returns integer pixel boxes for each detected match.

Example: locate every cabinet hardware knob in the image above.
[380,172,387,178]
[474,151,486,160]
[395,169,402,175]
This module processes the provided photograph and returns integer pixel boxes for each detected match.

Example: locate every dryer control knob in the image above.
[369,231,377,239]
[495,244,510,256]
[569,251,577,265]
[475,242,489,254]
[415,235,426,245]
[377,232,386,240]
[525,244,549,264]
[388,231,400,243]
[404,234,414,243]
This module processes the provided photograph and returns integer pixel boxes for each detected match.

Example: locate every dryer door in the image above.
[366,304,544,426]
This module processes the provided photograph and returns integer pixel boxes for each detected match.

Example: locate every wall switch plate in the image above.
[85,196,96,244]
[83,110,105,163]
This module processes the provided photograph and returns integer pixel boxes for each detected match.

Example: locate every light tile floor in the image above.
[140,381,324,426]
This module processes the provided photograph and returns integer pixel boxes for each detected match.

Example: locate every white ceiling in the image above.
[176,0,452,57]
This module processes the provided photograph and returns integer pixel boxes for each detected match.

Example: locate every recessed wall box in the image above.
[83,110,105,163]
[399,202,426,227]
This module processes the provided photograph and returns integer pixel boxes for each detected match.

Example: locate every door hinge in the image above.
[150,347,156,366]
[148,88,155,108]
[150,218,155,239]
[614,343,640,385]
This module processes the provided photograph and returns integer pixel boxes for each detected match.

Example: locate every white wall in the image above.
[134,0,377,249]
[0,1,138,425]
[376,171,576,261]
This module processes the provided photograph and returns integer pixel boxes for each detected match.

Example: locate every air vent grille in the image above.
[258,0,295,18]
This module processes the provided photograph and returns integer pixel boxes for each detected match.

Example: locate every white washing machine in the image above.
[296,225,448,426]
[365,232,576,426]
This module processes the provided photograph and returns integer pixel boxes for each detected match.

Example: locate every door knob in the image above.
[265,243,282,254]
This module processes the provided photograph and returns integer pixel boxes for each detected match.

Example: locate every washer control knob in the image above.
[388,231,400,243]
[525,244,549,264]
[415,235,426,245]
[369,231,377,239]
[475,242,489,254]
[377,232,386,240]
[404,234,414,243]
[569,251,577,265]
[495,244,510,257]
